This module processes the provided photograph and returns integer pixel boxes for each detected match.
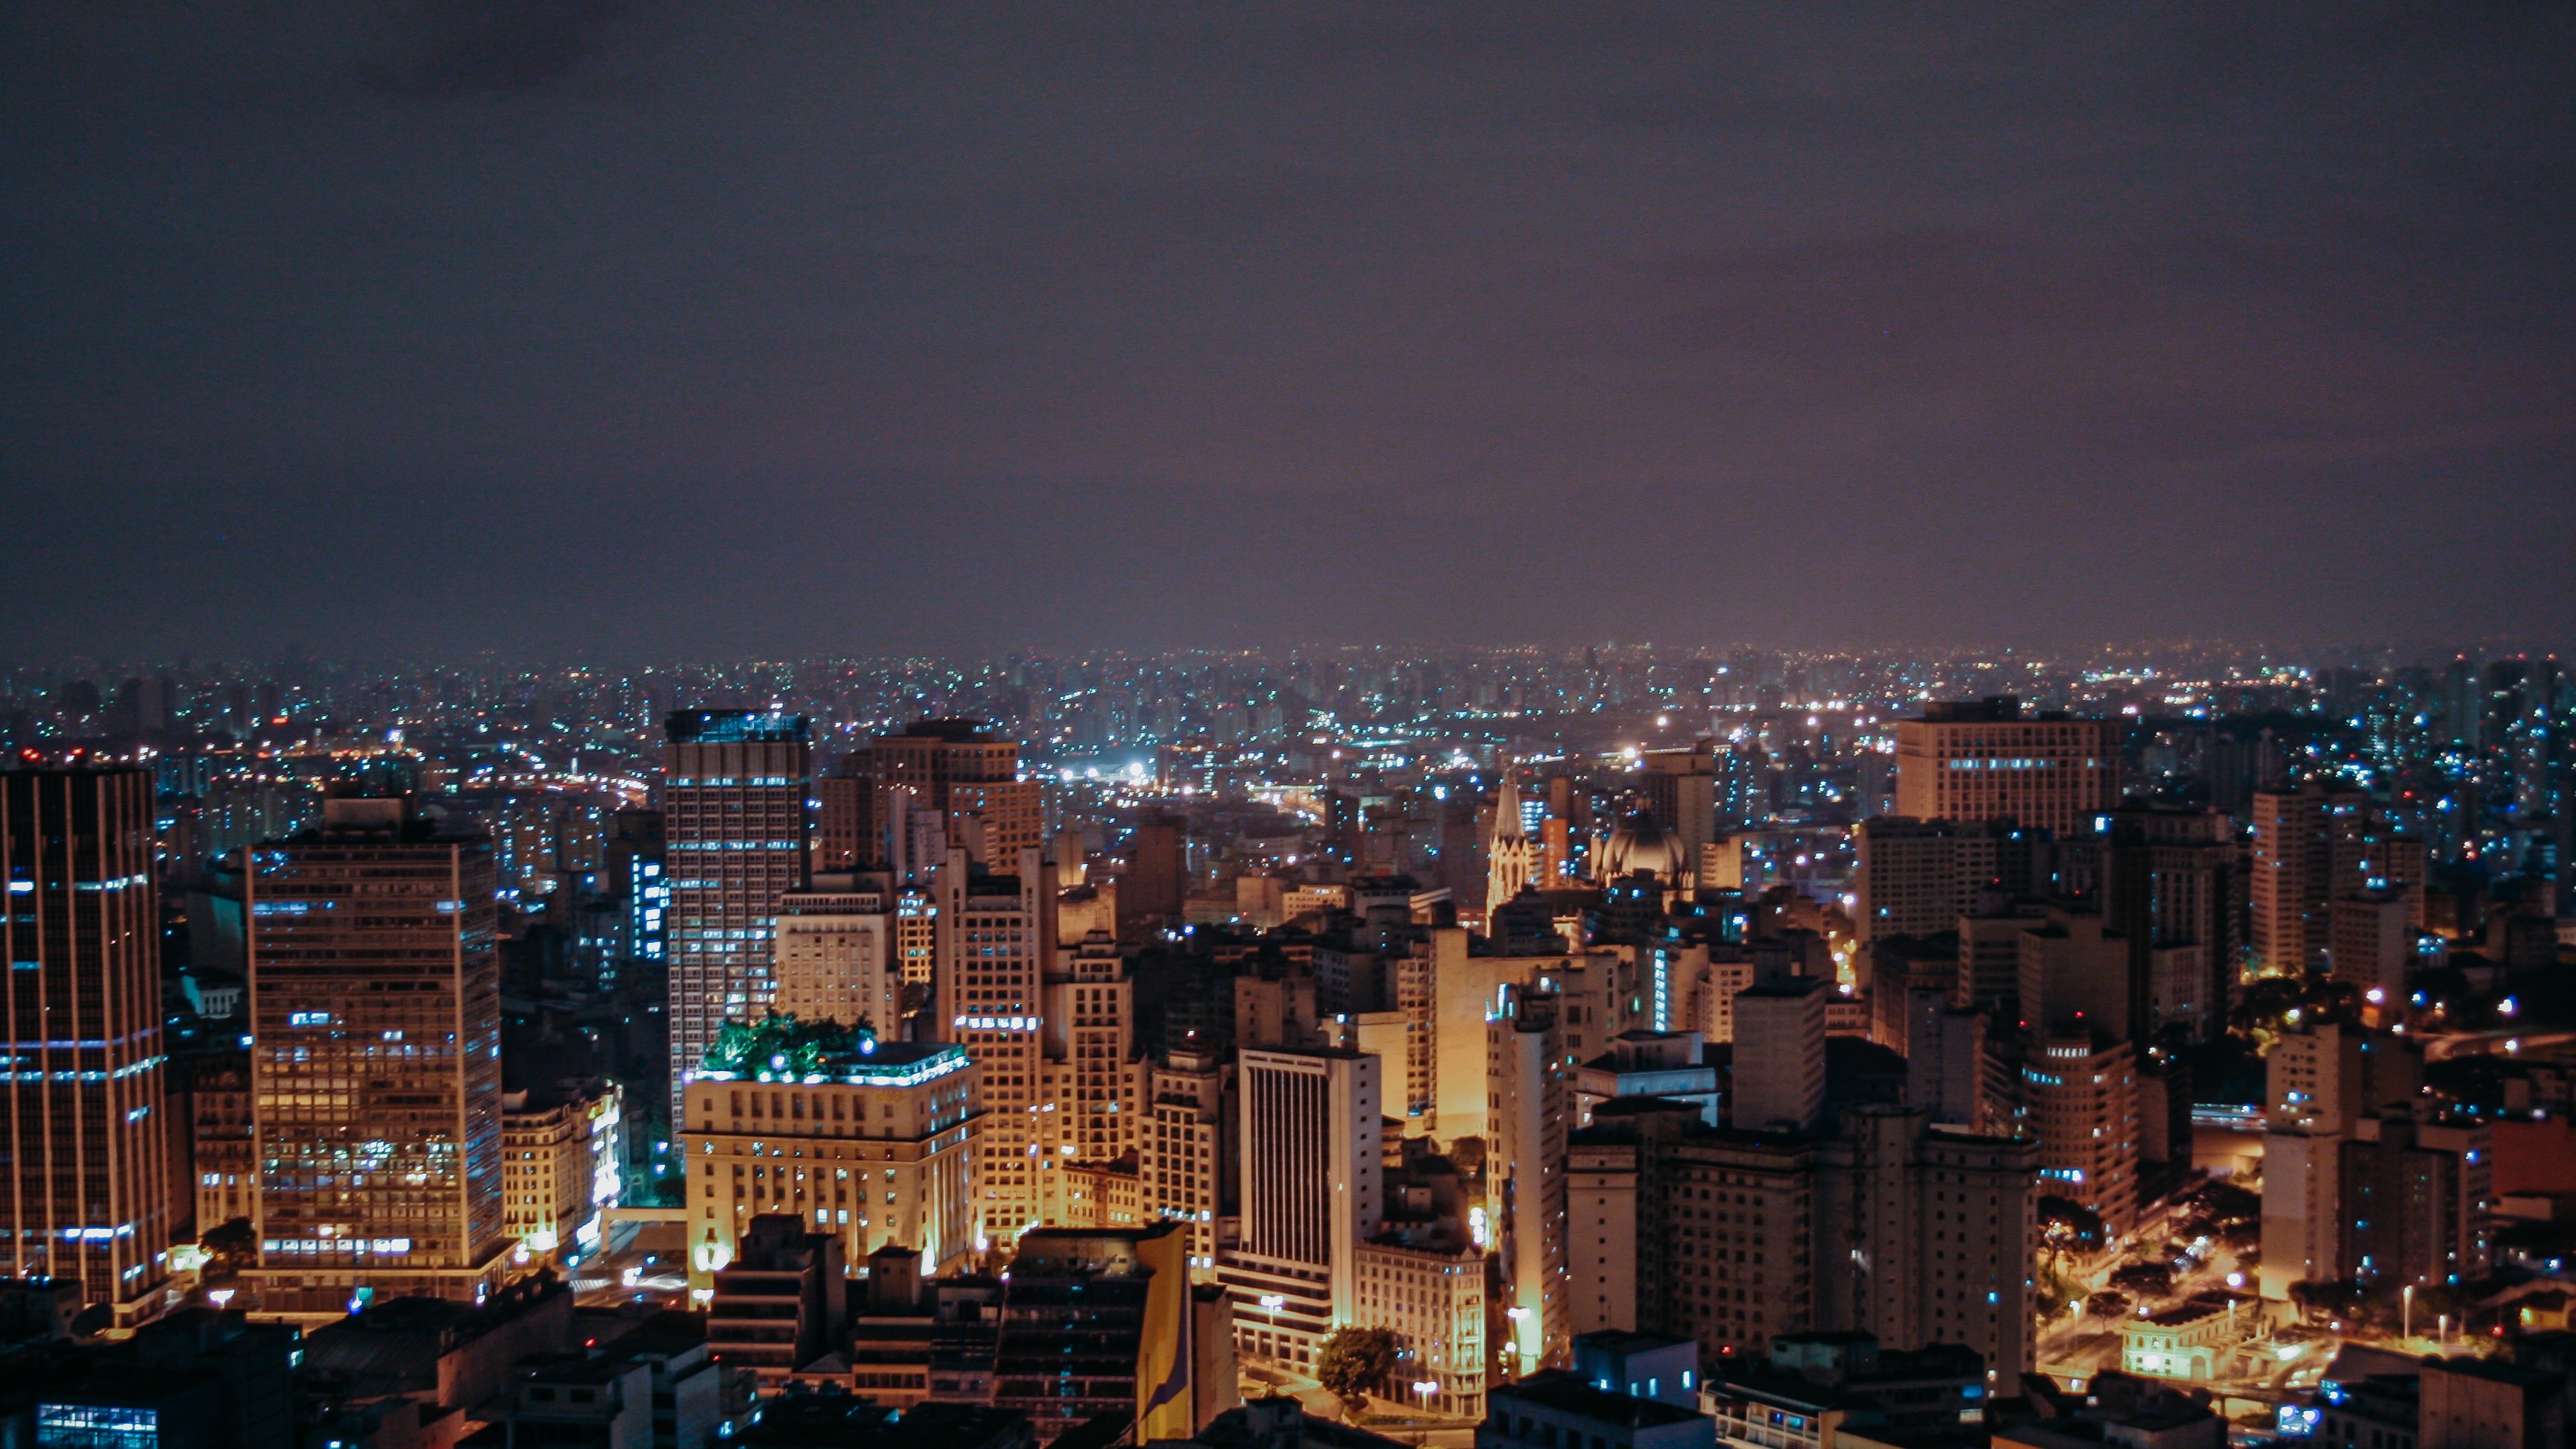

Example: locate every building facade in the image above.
[1892,699,2119,839]
[0,768,172,1319]
[663,710,812,1119]
[681,1034,981,1284]
[242,797,512,1311]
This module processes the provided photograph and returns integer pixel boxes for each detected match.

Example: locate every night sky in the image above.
[4,4,2570,660]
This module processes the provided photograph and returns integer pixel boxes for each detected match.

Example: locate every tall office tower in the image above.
[0,768,171,1319]
[1870,941,1992,1129]
[1487,988,1568,1375]
[607,807,666,988]
[1638,742,1717,853]
[815,771,868,874]
[1141,1046,1228,1278]
[1217,1046,1380,1374]
[1892,698,2120,839]
[2340,1114,2493,1290]
[189,1050,255,1240]
[1852,816,2047,945]
[1565,1101,1819,1356]
[679,1033,981,1285]
[2019,1032,2139,1236]
[2100,806,2238,1043]
[2327,893,2413,998]
[2014,905,2134,1039]
[1038,930,1140,1205]
[1956,904,2042,1024]
[1819,1106,2040,1383]
[663,710,812,1120]
[894,885,936,986]
[1731,978,1828,1132]
[772,874,901,1034]
[1714,742,1767,833]
[1120,811,1187,926]
[242,796,511,1310]
[824,720,1041,874]
[1484,770,1536,922]
[2250,782,2372,975]
[2255,1021,2423,1301]
[935,846,1055,1241]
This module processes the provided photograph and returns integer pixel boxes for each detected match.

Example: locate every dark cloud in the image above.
[358,0,627,98]
[0,4,2569,659]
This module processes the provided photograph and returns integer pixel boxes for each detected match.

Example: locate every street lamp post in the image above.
[1414,1380,1439,1415]
[2402,1285,2413,1342]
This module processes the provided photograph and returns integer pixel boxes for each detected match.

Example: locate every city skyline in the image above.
[1,8,2571,1445]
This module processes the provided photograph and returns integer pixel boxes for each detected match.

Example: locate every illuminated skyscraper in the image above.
[1892,698,2119,839]
[820,720,1039,873]
[0,767,171,1321]
[2250,783,2370,976]
[1218,1046,1380,1373]
[935,845,1055,1241]
[663,710,811,1117]
[242,796,512,1310]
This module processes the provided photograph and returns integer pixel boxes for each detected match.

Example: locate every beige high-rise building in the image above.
[935,846,1055,1241]
[1488,988,1569,1375]
[1142,1046,1228,1278]
[500,1081,624,1265]
[2250,783,2371,976]
[1,768,171,1320]
[2329,892,2414,997]
[663,710,812,1117]
[1038,929,1142,1220]
[2019,1032,2139,1234]
[1820,1105,2040,1385]
[243,796,514,1313]
[773,876,903,1035]
[681,1036,981,1284]
[822,719,1041,873]
[1567,1102,2039,1379]
[1893,698,2119,839]
[1731,978,1828,1132]
[1853,816,2047,944]
[1217,1047,1380,1373]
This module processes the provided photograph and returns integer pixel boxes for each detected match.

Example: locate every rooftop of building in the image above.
[2422,1354,2562,1389]
[692,1014,967,1085]
[1573,1330,1697,1358]
[1491,1369,1708,1428]
[302,1275,569,1386]
[2130,1291,2257,1328]
[891,718,1002,742]
[665,710,812,745]
[1170,1397,1417,1449]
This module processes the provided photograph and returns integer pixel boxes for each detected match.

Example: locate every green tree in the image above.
[1315,1326,1398,1418]
[199,1216,256,1281]
[2037,1195,2105,1254]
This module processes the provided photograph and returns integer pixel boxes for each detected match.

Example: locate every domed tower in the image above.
[1595,811,1693,891]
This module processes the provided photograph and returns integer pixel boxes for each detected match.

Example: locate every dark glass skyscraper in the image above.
[663,711,811,1118]
[0,767,171,1320]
